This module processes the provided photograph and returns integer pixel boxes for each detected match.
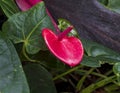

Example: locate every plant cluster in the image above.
[0,0,120,93]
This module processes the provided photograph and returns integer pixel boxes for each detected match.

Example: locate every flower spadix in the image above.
[42,26,84,67]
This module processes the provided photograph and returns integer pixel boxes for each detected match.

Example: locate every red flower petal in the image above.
[42,28,84,67]
[16,0,42,11]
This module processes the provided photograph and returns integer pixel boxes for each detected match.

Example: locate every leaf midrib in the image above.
[25,15,47,42]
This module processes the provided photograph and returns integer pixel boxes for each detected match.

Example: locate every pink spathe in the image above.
[16,0,42,11]
[16,0,84,67]
[42,28,84,67]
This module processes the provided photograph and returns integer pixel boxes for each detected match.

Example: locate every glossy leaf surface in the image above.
[0,32,29,93]
[3,2,54,54]
[23,63,57,93]
[0,0,19,17]
[81,39,120,67]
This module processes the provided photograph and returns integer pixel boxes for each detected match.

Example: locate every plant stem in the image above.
[104,84,120,92]
[76,69,106,78]
[76,68,95,92]
[53,65,83,80]
[96,69,113,82]
[76,69,119,86]
[105,69,113,75]
[46,9,60,34]
[81,75,116,93]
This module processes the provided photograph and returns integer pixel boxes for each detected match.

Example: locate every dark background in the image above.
[44,0,120,53]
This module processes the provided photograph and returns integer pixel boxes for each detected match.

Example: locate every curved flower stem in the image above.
[46,9,61,34]
[53,65,83,81]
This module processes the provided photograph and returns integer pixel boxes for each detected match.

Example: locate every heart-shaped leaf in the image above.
[23,63,57,93]
[2,2,54,54]
[0,32,29,93]
[0,0,19,17]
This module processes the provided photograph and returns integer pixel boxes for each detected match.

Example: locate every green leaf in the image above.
[0,0,19,17]
[0,32,29,93]
[113,63,120,75]
[30,50,67,72]
[81,55,101,67]
[107,0,120,13]
[2,2,55,54]
[23,63,57,93]
[58,18,79,37]
[98,0,108,5]
[81,39,120,67]
[113,62,120,85]
[81,55,120,67]
[81,39,120,57]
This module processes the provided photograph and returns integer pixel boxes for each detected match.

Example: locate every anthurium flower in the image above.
[15,0,42,11]
[16,0,84,66]
[42,26,84,67]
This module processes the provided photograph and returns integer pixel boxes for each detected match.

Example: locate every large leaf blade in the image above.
[0,33,29,93]
[3,2,54,54]
[81,39,120,67]
[23,63,57,93]
[0,0,19,17]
